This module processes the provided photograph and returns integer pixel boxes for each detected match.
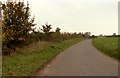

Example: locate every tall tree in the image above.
[2,1,35,54]
[41,23,52,34]
[41,23,52,41]
[55,27,61,33]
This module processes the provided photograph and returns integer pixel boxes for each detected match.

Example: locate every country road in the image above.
[37,39,118,76]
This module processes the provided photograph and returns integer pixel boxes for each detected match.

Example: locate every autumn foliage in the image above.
[2,1,89,55]
[2,2,35,54]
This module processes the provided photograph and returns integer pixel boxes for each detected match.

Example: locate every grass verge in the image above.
[2,37,84,76]
[92,37,119,59]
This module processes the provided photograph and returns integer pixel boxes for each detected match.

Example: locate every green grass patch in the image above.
[2,38,84,76]
[92,37,119,59]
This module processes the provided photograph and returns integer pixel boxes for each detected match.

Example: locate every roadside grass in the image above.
[2,37,84,76]
[92,37,119,59]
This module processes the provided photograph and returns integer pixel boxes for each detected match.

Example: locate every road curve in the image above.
[37,39,118,76]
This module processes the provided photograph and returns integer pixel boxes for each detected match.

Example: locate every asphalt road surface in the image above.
[37,39,118,76]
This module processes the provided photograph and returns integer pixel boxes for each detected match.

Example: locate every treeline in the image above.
[104,33,120,37]
[92,33,120,38]
[2,2,89,55]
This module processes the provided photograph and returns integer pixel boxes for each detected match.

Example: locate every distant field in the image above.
[92,37,119,59]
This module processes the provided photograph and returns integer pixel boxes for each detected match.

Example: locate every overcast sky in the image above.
[1,0,119,35]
